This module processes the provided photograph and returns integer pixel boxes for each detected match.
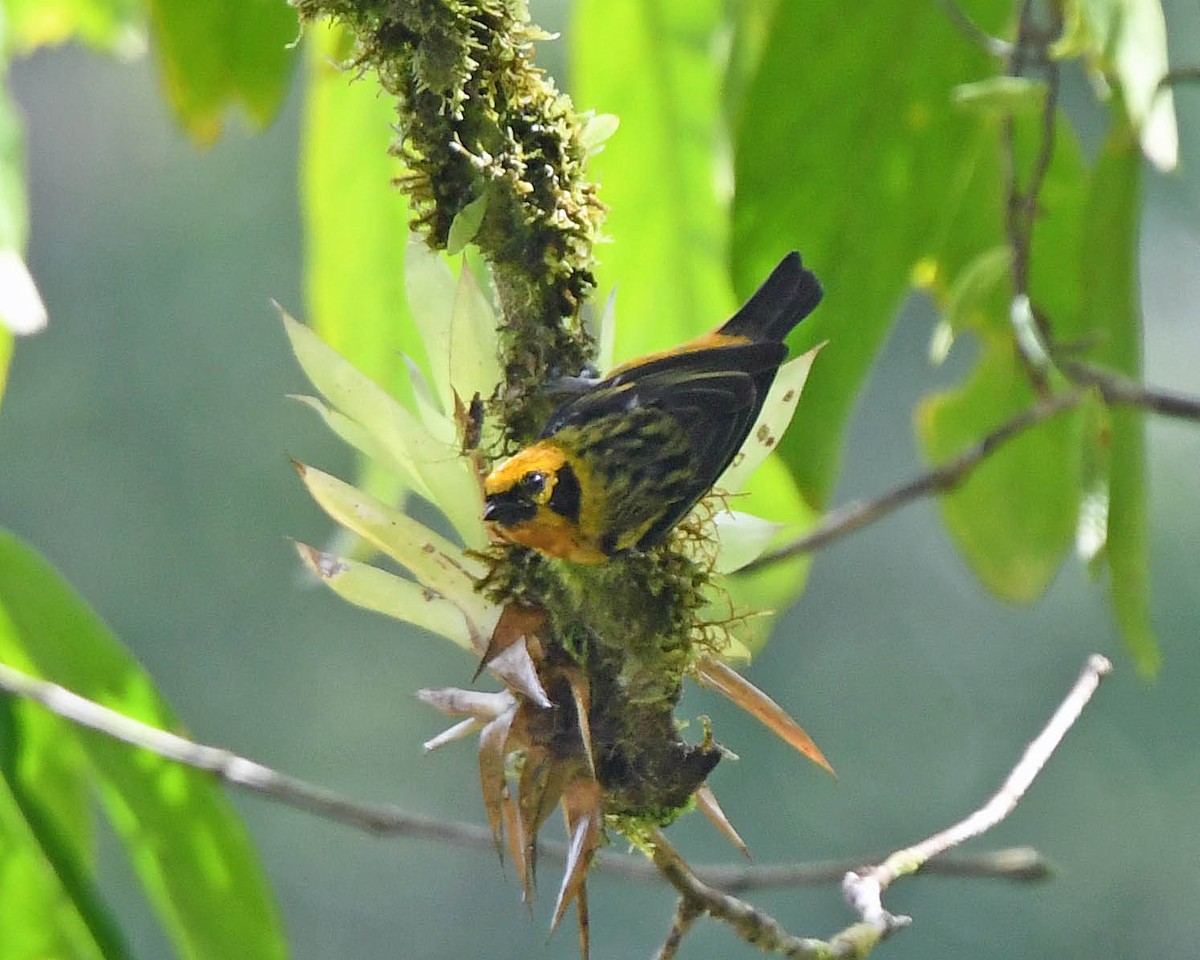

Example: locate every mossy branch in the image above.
[291,0,605,440]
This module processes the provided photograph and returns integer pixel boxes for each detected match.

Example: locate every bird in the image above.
[483,253,823,563]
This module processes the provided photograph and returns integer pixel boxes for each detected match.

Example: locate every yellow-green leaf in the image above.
[573,0,737,368]
[295,543,473,651]
[295,464,497,639]
[302,21,420,407]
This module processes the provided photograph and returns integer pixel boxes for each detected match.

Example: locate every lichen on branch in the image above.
[291,0,605,441]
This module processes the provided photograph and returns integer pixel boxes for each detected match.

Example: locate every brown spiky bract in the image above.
[479,545,722,820]
[292,0,603,441]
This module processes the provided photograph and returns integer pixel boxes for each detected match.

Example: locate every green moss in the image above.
[292,0,603,442]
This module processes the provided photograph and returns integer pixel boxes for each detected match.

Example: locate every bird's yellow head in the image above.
[483,442,604,563]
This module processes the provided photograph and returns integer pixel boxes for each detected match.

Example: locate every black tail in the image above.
[719,252,823,344]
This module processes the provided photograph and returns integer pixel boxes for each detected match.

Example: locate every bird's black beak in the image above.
[483,491,537,527]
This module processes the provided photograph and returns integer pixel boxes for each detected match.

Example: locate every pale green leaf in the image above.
[953,76,1048,116]
[446,192,488,255]
[294,543,473,651]
[717,344,823,495]
[1081,0,1177,170]
[721,454,815,654]
[578,112,619,156]
[448,263,502,409]
[295,464,497,639]
[711,511,783,575]
[285,307,486,545]
[284,309,437,498]
[405,235,458,413]
[404,356,456,444]
[290,393,406,486]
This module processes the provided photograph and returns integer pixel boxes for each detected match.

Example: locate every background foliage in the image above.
[0,0,1198,957]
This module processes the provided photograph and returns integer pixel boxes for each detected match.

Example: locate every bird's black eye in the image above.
[519,471,547,496]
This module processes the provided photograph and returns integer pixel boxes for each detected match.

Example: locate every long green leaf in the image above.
[732,0,1011,508]
[148,0,297,142]
[1079,116,1158,673]
[572,0,737,366]
[0,659,126,960]
[0,530,288,960]
[302,20,421,401]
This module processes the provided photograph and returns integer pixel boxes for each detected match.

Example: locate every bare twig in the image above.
[742,391,1082,571]
[650,831,839,959]
[1058,359,1200,423]
[0,660,1045,889]
[842,654,1112,936]
[654,899,701,960]
[1158,66,1200,90]
[935,0,1012,57]
[650,655,1110,958]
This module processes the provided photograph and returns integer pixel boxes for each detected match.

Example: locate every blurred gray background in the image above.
[1,3,1198,958]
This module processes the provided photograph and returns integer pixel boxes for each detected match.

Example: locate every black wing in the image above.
[541,342,785,550]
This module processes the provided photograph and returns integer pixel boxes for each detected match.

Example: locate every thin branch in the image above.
[654,899,701,960]
[0,660,1045,889]
[651,655,1111,958]
[650,831,838,959]
[742,391,1082,572]
[842,654,1112,934]
[1057,359,1200,423]
[1158,67,1200,91]
[935,0,1012,57]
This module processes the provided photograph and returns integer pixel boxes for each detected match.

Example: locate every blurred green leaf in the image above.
[2,0,143,54]
[0,530,288,960]
[0,685,127,960]
[918,342,1084,601]
[148,0,297,143]
[1079,117,1158,673]
[572,0,737,365]
[0,80,27,252]
[732,0,1011,509]
[303,21,420,402]
[917,116,1093,602]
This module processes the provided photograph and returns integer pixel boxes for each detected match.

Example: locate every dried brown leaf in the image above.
[695,657,834,775]
[474,604,547,681]
[694,783,749,859]
[552,778,603,944]
[501,782,534,905]
[423,716,483,752]
[417,686,514,719]
[487,637,552,708]
[561,665,595,776]
[478,706,517,856]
